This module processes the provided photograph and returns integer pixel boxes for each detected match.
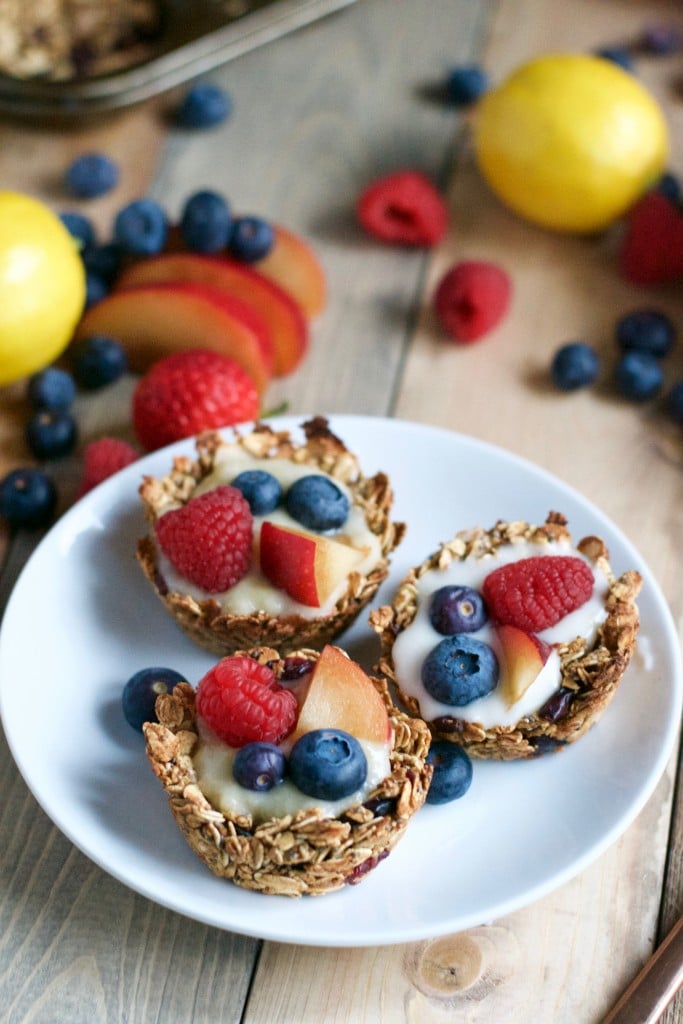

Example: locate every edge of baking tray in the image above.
[0,0,358,118]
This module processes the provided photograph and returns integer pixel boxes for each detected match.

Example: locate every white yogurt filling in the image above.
[154,447,382,617]
[392,539,611,729]
[194,721,391,823]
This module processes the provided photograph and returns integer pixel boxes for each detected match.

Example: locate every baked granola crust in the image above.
[137,417,405,656]
[370,512,642,760]
[143,647,432,896]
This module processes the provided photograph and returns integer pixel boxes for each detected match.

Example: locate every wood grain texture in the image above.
[0,0,681,1021]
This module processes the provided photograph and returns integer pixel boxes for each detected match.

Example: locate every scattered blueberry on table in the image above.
[176,82,232,129]
[25,410,78,460]
[71,334,128,390]
[180,190,232,253]
[228,216,275,263]
[615,309,675,358]
[446,64,489,105]
[614,350,664,401]
[59,212,96,249]
[65,152,119,199]
[0,468,57,529]
[114,198,168,255]
[27,367,76,410]
[550,341,600,391]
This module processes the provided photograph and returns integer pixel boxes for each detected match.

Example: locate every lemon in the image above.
[0,191,86,385]
[474,54,669,233]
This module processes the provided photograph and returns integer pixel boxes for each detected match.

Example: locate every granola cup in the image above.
[371,512,642,760]
[143,646,432,896]
[137,417,405,657]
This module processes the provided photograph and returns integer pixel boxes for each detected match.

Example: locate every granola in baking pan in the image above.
[137,417,405,656]
[143,645,431,896]
[0,0,161,80]
[371,512,641,760]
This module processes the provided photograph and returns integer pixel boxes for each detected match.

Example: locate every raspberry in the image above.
[434,260,511,342]
[618,191,683,286]
[196,656,298,747]
[132,349,260,452]
[482,555,594,632]
[155,485,253,592]
[356,171,448,246]
[78,437,139,496]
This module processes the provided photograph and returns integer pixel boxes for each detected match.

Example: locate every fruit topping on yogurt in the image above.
[192,645,393,823]
[391,542,610,730]
[153,446,381,616]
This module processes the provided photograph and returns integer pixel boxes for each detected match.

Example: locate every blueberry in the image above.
[72,334,128,389]
[550,342,600,390]
[289,728,367,801]
[0,468,57,529]
[180,190,232,253]
[65,152,119,199]
[231,469,282,514]
[655,172,681,203]
[228,216,275,263]
[421,635,499,706]
[85,271,109,308]
[426,741,473,804]
[665,380,683,424]
[176,82,232,128]
[59,211,96,249]
[615,309,675,358]
[285,475,350,532]
[114,198,168,255]
[122,666,187,733]
[614,351,664,401]
[25,410,78,460]
[640,23,682,55]
[82,242,123,284]
[429,585,488,634]
[27,367,76,410]
[446,64,489,105]
[595,46,634,71]
[232,742,287,791]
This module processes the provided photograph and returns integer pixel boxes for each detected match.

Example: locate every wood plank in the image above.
[244,0,683,1021]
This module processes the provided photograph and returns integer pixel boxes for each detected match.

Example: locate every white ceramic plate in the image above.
[1,415,680,947]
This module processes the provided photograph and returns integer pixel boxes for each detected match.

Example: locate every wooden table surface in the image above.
[1,0,682,1021]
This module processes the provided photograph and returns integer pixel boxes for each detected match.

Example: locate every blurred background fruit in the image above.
[474,54,669,233]
[0,192,86,385]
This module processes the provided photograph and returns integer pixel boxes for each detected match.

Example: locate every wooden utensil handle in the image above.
[602,916,683,1024]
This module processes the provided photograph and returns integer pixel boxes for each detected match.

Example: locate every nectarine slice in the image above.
[73,281,273,393]
[496,624,552,706]
[117,253,308,376]
[255,225,326,318]
[259,521,364,607]
[290,645,390,744]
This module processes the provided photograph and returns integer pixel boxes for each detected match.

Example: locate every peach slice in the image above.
[259,521,365,607]
[254,225,327,318]
[72,281,273,393]
[116,252,308,376]
[496,624,553,706]
[290,644,390,745]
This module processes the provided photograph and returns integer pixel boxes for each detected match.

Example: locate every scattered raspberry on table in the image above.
[132,348,260,451]
[356,170,448,246]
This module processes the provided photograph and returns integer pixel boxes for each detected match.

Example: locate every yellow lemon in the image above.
[474,54,669,233]
[0,191,86,385]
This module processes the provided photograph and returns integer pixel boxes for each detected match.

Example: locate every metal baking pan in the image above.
[0,0,358,119]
